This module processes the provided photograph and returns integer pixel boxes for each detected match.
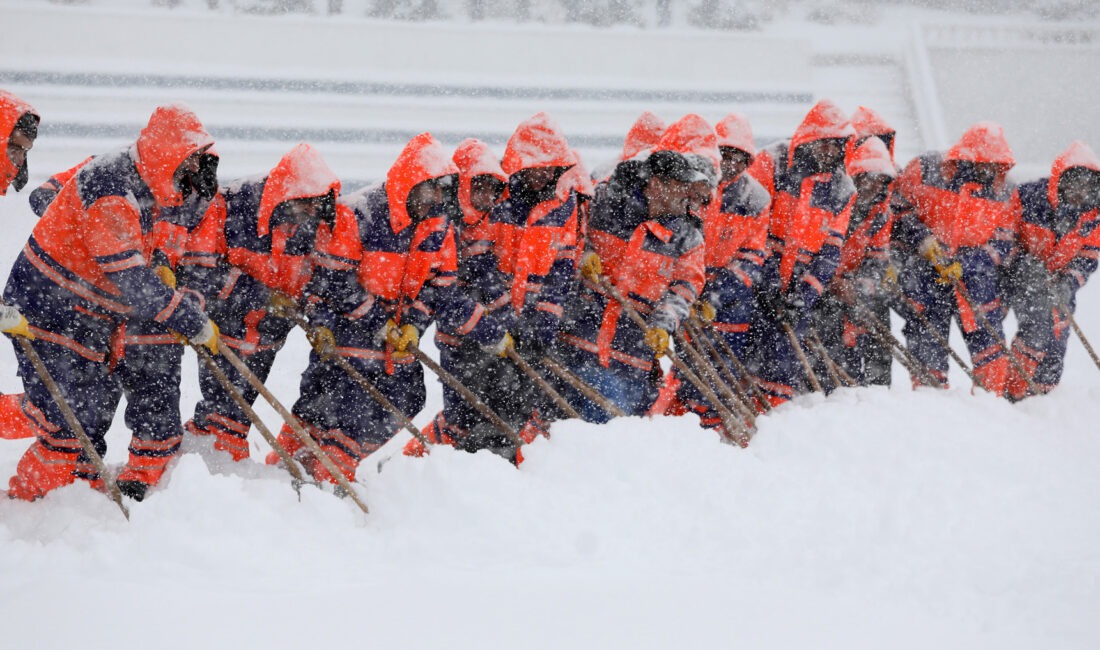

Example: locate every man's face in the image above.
[955,162,1003,188]
[6,128,34,170]
[407,179,444,221]
[1059,168,1100,209]
[469,175,506,212]
[719,147,752,184]
[854,173,892,205]
[687,180,713,215]
[802,138,847,173]
[277,196,326,225]
[516,167,558,193]
[172,147,219,201]
[644,175,689,217]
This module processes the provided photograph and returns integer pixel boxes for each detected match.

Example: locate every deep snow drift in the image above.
[2,386,1099,649]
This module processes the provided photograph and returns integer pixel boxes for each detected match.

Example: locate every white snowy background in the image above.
[1,2,1099,648]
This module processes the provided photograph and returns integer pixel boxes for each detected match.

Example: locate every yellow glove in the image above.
[153,265,177,289]
[307,326,336,357]
[0,307,34,340]
[919,236,945,266]
[693,301,717,324]
[580,251,602,282]
[495,332,515,358]
[882,265,899,287]
[935,261,963,285]
[385,319,419,356]
[268,291,298,318]
[192,319,220,356]
[644,327,670,357]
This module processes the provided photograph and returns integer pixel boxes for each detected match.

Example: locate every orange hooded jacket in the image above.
[452,138,506,259]
[33,104,214,300]
[492,113,578,316]
[894,122,1020,255]
[0,90,38,196]
[18,104,213,345]
[850,106,896,164]
[706,113,769,279]
[748,99,855,291]
[228,143,342,299]
[836,138,898,278]
[353,132,459,305]
[621,111,666,161]
[1017,141,1100,278]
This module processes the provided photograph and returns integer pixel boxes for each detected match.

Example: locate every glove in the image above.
[579,251,602,282]
[307,326,336,357]
[384,319,419,356]
[934,261,963,285]
[0,306,33,340]
[692,300,717,324]
[882,265,899,287]
[153,265,177,289]
[268,291,299,319]
[491,332,514,358]
[192,319,220,355]
[919,236,946,266]
[644,327,670,357]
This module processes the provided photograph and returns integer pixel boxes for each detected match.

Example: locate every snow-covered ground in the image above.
[3,4,1100,649]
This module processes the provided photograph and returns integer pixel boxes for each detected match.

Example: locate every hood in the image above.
[0,90,40,196]
[135,103,216,208]
[851,105,895,154]
[621,111,667,161]
[715,112,755,156]
[945,122,1015,167]
[501,112,576,176]
[655,113,721,178]
[789,99,855,166]
[847,137,897,179]
[386,132,458,233]
[1048,140,1100,209]
[257,143,341,236]
[556,149,595,201]
[452,138,506,225]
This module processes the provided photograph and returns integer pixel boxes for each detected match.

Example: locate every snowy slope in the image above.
[2,5,1100,649]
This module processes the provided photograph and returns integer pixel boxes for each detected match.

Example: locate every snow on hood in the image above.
[789,99,855,167]
[0,89,39,196]
[135,103,215,208]
[655,113,721,181]
[386,132,458,233]
[1048,140,1100,209]
[621,111,666,161]
[715,112,755,157]
[851,106,894,140]
[257,143,341,236]
[847,137,896,179]
[851,105,895,163]
[945,122,1015,167]
[555,149,594,201]
[501,112,576,176]
[452,138,506,226]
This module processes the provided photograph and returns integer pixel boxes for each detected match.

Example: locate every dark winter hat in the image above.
[646,150,707,184]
